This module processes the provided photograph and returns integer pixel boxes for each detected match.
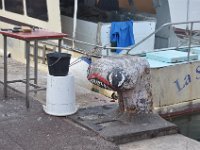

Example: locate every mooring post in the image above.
[87,55,153,114]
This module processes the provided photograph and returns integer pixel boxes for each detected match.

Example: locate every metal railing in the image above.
[37,20,200,62]
[126,20,200,60]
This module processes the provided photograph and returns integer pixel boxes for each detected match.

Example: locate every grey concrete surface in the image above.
[0,57,120,150]
[120,134,200,150]
[1,57,200,150]
[0,85,119,150]
[69,105,177,144]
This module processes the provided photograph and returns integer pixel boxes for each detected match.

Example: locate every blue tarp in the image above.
[110,20,135,53]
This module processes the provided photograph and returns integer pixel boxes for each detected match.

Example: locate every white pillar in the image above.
[44,74,77,116]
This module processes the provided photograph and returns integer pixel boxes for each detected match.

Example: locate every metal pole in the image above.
[185,0,190,31]
[72,0,78,48]
[25,41,30,108]
[188,22,194,61]
[3,35,7,98]
[42,45,46,64]
[34,40,38,95]
[106,49,109,56]
[186,0,190,23]
[58,39,62,52]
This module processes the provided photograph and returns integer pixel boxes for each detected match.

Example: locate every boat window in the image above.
[5,0,24,14]
[0,0,2,9]
[26,0,48,21]
[96,0,119,11]
[60,0,84,17]
[60,0,136,23]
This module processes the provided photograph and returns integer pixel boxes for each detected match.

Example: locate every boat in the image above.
[1,0,200,117]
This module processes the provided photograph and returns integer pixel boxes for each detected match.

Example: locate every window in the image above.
[5,0,24,14]
[60,0,123,23]
[26,0,48,21]
[0,0,2,9]
[60,0,84,17]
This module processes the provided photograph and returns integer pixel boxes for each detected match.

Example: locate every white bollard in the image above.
[43,74,77,116]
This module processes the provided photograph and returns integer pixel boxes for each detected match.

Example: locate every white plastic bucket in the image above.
[43,74,77,116]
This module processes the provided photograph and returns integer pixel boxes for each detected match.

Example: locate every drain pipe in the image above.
[72,0,78,49]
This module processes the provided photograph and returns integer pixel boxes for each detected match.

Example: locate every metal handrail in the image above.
[63,37,131,50]
[127,20,200,54]
[64,20,200,54]
[39,20,200,59]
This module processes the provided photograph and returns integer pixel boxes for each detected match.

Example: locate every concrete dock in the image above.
[1,57,200,150]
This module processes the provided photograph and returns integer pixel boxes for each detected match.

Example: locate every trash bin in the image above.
[47,52,71,76]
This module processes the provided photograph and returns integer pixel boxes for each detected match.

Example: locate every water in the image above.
[169,113,200,141]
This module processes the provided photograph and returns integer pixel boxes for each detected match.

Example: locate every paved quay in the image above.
[120,134,200,150]
[0,85,119,150]
[1,57,200,150]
